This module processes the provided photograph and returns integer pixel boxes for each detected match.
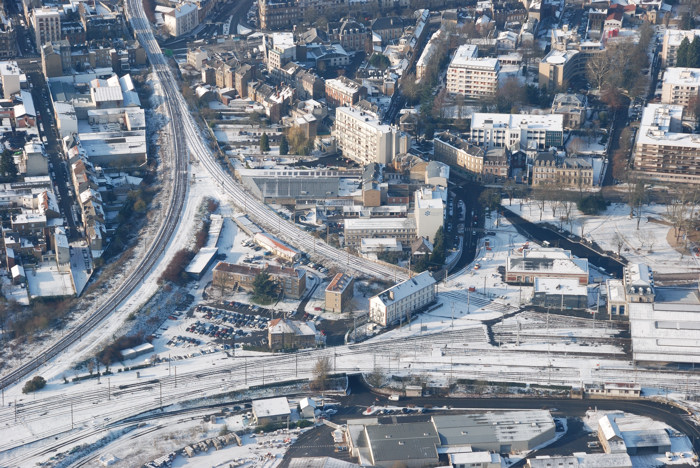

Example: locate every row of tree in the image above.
[675,36,700,68]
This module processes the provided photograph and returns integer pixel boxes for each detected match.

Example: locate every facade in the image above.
[344,217,416,248]
[0,13,16,60]
[267,318,317,350]
[416,29,442,80]
[633,104,700,184]
[329,19,370,52]
[369,271,437,327]
[186,48,208,70]
[325,273,354,313]
[164,3,199,37]
[265,32,296,70]
[470,113,564,150]
[31,7,61,47]
[661,29,700,67]
[414,188,444,243]
[661,67,700,108]
[212,262,306,299]
[446,44,500,98]
[505,248,589,286]
[252,397,291,425]
[258,0,351,31]
[598,414,671,456]
[324,77,366,108]
[551,93,587,129]
[605,263,655,316]
[538,49,585,90]
[0,61,22,99]
[334,106,402,165]
[532,152,593,187]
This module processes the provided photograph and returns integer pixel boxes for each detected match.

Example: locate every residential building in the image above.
[264,32,296,71]
[212,262,307,299]
[414,188,444,243]
[483,147,509,181]
[371,16,405,45]
[344,217,416,248]
[334,106,402,165]
[538,49,585,90]
[416,29,443,80]
[551,93,587,129]
[325,273,354,313]
[268,318,317,350]
[633,104,700,184]
[433,132,486,177]
[505,247,589,285]
[369,271,436,327]
[258,0,350,31]
[661,67,700,108]
[661,29,700,67]
[0,61,22,99]
[164,3,199,37]
[324,77,366,108]
[532,152,593,187]
[527,454,632,468]
[446,44,500,98]
[329,18,370,52]
[31,7,61,47]
[234,64,253,97]
[0,13,16,60]
[251,397,291,425]
[186,48,208,70]
[470,113,563,150]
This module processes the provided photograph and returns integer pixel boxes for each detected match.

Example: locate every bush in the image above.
[22,376,46,394]
[97,335,144,365]
[577,194,607,215]
[297,419,314,428]
[159,249,195,285]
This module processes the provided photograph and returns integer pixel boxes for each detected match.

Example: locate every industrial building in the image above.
[346,410,556,467]
[598,413,671,456]
[505,248,589,286]
[369,271,437,327]
[325,273,354,313]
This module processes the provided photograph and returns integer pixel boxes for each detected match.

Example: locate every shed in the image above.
[299,397,317,419]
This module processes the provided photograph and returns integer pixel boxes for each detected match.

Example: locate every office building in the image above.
[633,104,700,185]
[369,271,436,327]
[325,273,354,313]
[470,113,563,150]
[343,217,416,248]
[334,106,402,165]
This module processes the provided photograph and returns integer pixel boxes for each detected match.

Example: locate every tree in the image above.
[478,189,502,212]
[368,53,390,70]
[689,36,700,68]
[677,37,691,67]
[287,127,309,155]
[1,150,18,181]
[252,271,278,304]
[430,226,446,267]
[577,194,606,215]
[586,52,613,90]
[259,133,270,153]
[680,12,695,31]
[22,376,46,394]
[312,356,332,391]
[612,232,625,257]
[279,135,289,155]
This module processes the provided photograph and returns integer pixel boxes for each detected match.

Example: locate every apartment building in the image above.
[661,67,700,108]
[164,2,199,37]
[324,76,366,108]
[264,32,296,71]
[446,44,500,98]
[538,49,585,90]
[212,261,307,299]
[633,104,700,185]
[259,0,350,30]
[334,106,402,165]
[532,152,593,187]
[661,29,700,67]
[416,29,442,80]
[414,188,444,243]
[325,273,354,313]
[31,7,61,47]
[329,19,370,52]
[0,13,16,60]
[369,271,437,327]
[0,61,22,99]
[433,132,485,177]
[470,113,563,150]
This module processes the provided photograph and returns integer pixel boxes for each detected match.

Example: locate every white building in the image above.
[251,397,291,425]
[470,113,564,150]
[369,271,437,327]
[414,188,444,243]
[253,232,301,262]
[164,3,199,37]
[628,285,700,364]
[334,106,403,165]
[265,32,296,71]
[416,29,443,80]
[31,7,61,47]
[186,48,208,70]
[0,61,22,99]
[661,29,700,67]
[446,44,500,98]
[661,67,700,108]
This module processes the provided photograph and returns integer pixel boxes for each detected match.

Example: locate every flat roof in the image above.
[472,112,563,131]
[636,103,700,149]
[534,277,588,296]
[344,217,416,231]
[663,67,700,86]
[365,422,439,463]
[252,397,291,418]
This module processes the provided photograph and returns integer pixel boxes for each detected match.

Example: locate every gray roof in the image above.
[372,16,405,31]
[288,457,360,468]
[243,177,340,199]
[365,422,439,463]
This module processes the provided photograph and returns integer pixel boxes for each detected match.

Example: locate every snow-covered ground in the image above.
[505,199,700,274]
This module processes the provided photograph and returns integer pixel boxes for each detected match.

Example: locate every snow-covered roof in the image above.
[252,397,291,418]
[598,414,622,441]
[636,104,700,149]
[372,271,436,307]
[534,278,588,296]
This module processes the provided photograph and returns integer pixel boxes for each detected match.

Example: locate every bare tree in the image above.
[612,232,625,257]
[312,356,333,392]
[586,52,613,90]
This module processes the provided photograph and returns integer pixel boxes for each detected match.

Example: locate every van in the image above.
[388,394,400,401]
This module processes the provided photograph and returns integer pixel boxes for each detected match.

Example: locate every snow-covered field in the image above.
[505,199,700,274]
